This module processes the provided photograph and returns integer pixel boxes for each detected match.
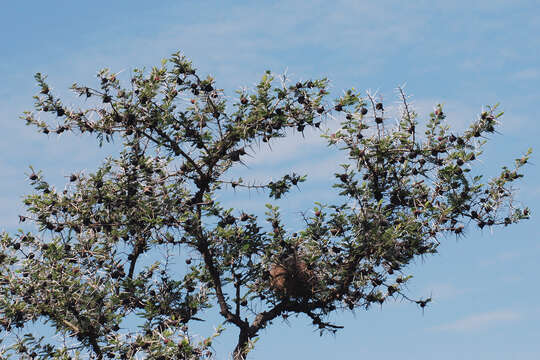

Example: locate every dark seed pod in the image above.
[126,113,136,126]
[361,107,368,115]
[375,103,383,110]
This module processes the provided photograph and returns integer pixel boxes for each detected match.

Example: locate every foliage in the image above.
[0,52,531,359]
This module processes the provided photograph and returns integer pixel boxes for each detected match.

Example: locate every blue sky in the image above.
[1,1,539,359]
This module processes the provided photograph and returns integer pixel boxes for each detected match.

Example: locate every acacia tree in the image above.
[0,51,531,360]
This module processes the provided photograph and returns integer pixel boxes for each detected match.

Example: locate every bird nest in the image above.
[269,250,319,298]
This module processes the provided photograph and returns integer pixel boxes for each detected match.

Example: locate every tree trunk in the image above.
[232,331,250,360]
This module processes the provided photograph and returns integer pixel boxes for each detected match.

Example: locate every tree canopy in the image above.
[0,51,531,359]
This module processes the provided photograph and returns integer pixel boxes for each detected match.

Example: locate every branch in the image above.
[66,303,103,359]
[143,127,205,179]
[195,208,247,330]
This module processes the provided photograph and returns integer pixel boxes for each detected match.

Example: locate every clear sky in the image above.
[1,1,539,359]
